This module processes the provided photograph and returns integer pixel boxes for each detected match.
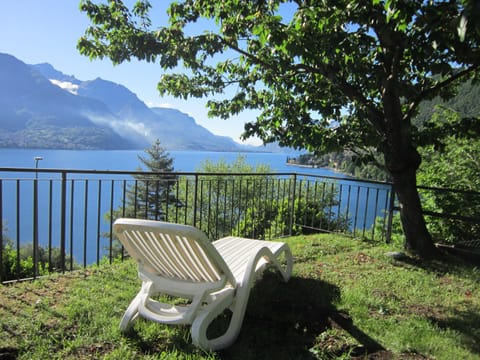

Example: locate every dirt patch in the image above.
[74,341,116,358]
[406,304,443,319]
[344,252,377,265]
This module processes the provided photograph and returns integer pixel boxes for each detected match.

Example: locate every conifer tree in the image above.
[119,139,177,221]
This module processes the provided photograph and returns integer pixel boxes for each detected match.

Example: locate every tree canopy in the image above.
[79,0,480,258]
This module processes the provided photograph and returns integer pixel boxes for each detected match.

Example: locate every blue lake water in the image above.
[0,148,335,175]
[0,148,391,266]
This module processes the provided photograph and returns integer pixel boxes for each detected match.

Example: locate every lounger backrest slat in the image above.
[175,234,222,282]
[115,220,228,283]
[125,230,177,278]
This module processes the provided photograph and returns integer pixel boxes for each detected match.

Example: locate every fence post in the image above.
[385,184,395,244]
[193,174,199,228]
[289,174,297,236]
[109,179,114,264]
[0,180,3,282]
[33,178,39,278]
[60,172,67,272]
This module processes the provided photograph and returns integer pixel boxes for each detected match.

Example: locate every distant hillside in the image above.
[0,53,131,150]
[0,52,273,151]
[414,78,480,125]
[74,78,240,151]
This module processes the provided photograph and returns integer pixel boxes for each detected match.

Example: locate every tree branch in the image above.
[292,63,386,134]
[220,29,391,138]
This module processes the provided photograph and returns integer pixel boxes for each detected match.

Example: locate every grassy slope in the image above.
[0,234,479,360]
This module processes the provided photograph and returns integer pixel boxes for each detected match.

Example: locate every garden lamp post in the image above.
[34,156,43,179]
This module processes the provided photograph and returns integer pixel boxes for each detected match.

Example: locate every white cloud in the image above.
[49,79,79,95]
[146,101,197,119]
[239,137,263,146]
[145,101,174,108]
[157,103,175,108]
[85,111,151,145]
[123,121,149,137]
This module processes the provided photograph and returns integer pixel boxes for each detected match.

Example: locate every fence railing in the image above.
[416,184,480,247]
[0,167,396,282]
[3,167,478,282]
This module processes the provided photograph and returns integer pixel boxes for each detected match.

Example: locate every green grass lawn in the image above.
[1,234,479,359]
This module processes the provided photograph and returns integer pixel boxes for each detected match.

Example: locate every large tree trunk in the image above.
[381,60,438,259]
[390,164,438,258]
[384,131,438,258]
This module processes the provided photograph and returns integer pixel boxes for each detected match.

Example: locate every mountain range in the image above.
[0,52,272,151]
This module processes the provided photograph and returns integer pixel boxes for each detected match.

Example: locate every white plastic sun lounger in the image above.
[113,218,293,350]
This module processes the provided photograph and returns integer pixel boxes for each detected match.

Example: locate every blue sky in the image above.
[0,1,260,144]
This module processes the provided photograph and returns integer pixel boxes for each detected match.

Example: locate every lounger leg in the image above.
[119,293,141,331]
[192,247,293,350]
[278,245,294,282]
[191,289,243,351]
[120,280,152,331]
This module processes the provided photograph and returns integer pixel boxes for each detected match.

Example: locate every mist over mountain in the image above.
[0,53,132,149]
[0,52,268,151]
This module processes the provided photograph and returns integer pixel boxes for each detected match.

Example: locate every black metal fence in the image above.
[417,184,480,248]
[2,167,478,283]
[0,167,395,282]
